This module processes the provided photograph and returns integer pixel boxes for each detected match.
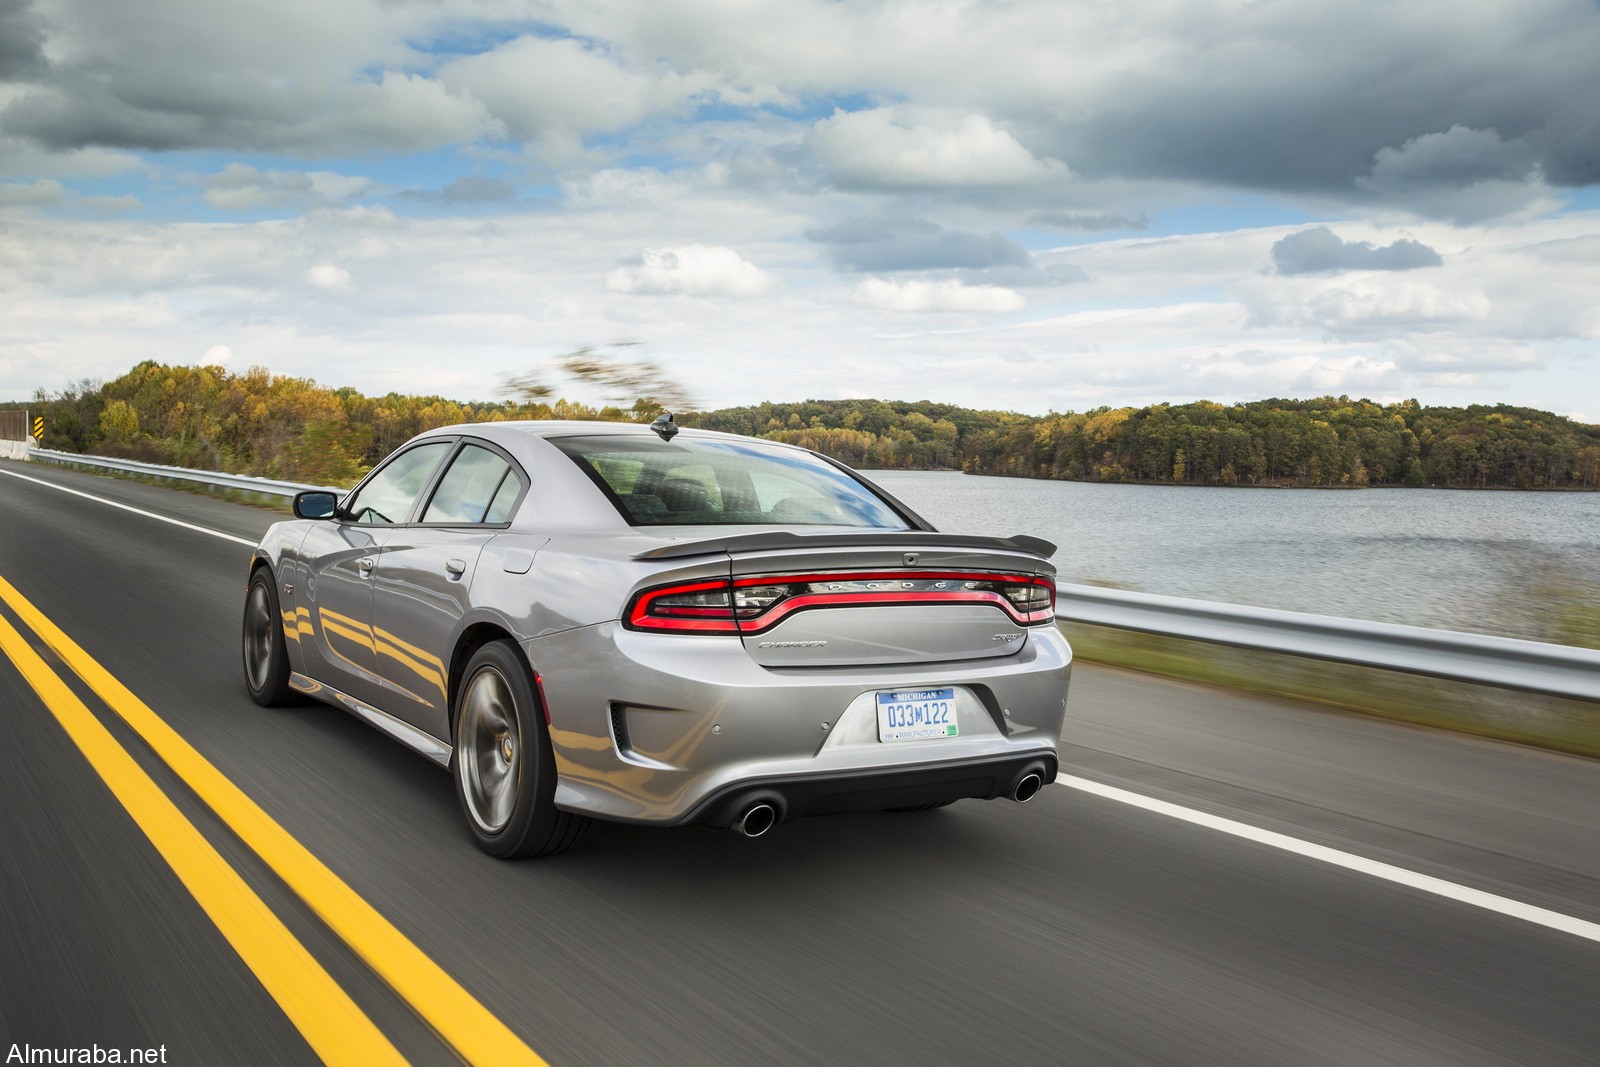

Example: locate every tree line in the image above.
[7,361,1598,489]
[692,396,1600,489]
[6,361,656,486]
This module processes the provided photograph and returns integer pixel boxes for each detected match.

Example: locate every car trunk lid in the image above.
[723,538,1054,667]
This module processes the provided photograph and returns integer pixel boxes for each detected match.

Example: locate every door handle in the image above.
[444,558,467,579]
[357,556,376,577]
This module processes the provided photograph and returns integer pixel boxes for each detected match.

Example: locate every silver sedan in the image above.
[243,417,1072,857]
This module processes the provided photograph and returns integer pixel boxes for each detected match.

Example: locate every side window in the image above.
[344,442,453,525]
[483,467,526,524]
[422,444,521,525]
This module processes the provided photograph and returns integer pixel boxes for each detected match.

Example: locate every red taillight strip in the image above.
[626,579,740,633]
[731,570,1050,590]
[630,616,740,633]
[624,571,1054,634]
[736,588,1051,634]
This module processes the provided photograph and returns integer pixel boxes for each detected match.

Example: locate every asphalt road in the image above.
[3,459,1599,1066]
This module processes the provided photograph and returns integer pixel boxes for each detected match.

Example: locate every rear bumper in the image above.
[528,620,1071,825]
[680,753,1057,828]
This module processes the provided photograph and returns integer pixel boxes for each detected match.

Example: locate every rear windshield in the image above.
[550,435,913,528]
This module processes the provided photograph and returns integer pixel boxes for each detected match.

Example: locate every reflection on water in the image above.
[869,470,1600,640]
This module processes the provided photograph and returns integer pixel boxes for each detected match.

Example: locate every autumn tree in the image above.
[17,363,1600,492]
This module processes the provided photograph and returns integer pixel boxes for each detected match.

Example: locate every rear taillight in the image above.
[627,580,740,632]
[999,580,1053,615]
[624,572,1055,634]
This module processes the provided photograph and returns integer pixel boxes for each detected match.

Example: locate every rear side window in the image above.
[483,467,526,523]
[422,444,524,525]
[550,435,911,528]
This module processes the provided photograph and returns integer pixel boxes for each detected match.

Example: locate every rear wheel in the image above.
[243,567,296,707]
[452,641,591,858]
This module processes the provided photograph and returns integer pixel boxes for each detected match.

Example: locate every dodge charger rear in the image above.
[244,418,1072,857]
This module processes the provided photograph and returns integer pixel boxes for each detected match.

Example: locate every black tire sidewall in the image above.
[451,641,560,858]
[244,567,293,706]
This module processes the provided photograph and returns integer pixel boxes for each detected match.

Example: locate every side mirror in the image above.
[292,490,340,520]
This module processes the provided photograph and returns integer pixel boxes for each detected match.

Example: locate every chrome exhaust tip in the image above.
[1011,772,1043,804]
[734,802,778,838]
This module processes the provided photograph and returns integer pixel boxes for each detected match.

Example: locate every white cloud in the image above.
[854,278,1026,313]
[606,245,778,297]
[76,193,142,215]
[0,178,65,208]
[1246,277,1493,335]
[808,108,1067,190]
[205,165,310,212]
[3,0,1598,221]
[306,264,352,290]
[1385,337,1545,373]
[0,178,137,216]
[0,1,503,157]
[562,167,683,208]
[1234,215,1600,344]
[203,164,377,212]
[2,188,1597,424]
[332,72,503,154]
[204,344,233,364]
[0,140,141,181]
[0,0,1593,431]
[439,35,702,156]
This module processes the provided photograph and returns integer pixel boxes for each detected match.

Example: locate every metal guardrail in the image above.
[27,448,343,499]
[1057,584,1600,703]
[17,448,1600,702]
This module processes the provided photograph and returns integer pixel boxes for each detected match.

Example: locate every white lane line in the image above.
[1059,774,1600,945]
[0,467,257,548]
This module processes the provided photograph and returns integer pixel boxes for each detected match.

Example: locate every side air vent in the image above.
[609,704,633,756]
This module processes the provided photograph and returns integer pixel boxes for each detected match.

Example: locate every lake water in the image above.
[867,471,1600,641]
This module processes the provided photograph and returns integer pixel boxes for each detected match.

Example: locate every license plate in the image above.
[876,687,959,742]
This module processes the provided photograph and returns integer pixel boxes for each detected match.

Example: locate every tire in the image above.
[243,566,297,707]
[452,641,591,859]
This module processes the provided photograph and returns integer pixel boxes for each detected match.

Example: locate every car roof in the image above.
[413,420,783,447]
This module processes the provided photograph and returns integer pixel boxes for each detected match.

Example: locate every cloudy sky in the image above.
[3,0,1598,418]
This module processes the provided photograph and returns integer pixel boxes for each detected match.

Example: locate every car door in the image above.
[367,439,529,741]
[297,439,456,710]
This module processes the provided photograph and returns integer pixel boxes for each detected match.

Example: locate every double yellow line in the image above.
[0,574,546,1066]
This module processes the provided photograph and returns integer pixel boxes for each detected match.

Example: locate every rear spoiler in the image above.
[633,530,1056,561]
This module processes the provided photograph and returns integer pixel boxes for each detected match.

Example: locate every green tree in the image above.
[98,398,140,443]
